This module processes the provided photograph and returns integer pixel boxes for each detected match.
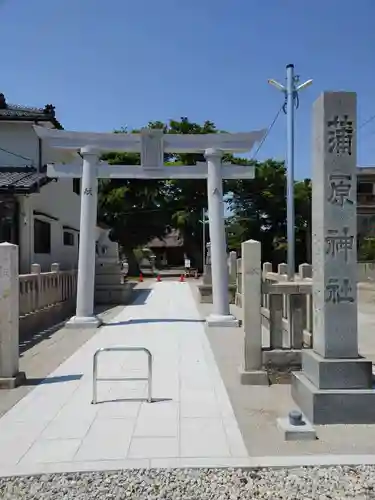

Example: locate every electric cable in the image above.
[252,105,283,160]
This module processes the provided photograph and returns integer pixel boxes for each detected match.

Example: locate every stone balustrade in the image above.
[261,263,313,351]
[236,260,313,352]
[19,263,78,338]
[235,248,314,382]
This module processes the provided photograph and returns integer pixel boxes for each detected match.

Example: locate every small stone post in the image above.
[0,243,25,388]
[240,239,268,385]
[228,251,237,284]
[31,263,42,310]
[292,91,375,424]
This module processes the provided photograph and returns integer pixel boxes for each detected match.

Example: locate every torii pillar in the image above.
[66,146,101,328]
[205,148,238,327]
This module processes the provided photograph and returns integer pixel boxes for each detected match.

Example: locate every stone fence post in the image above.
[263,262,272,274]
[240,239,268,385]
[298,263,312,279]
[228,251,237,284]
[278,263,288,275]
[0,243,25,388]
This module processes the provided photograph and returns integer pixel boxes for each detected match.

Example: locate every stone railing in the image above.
[236,261,313,350]
[19,263,78,339]
[236,248,313,379]
[261,262,313,353]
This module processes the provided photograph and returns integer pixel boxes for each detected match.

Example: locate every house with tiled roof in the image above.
[0,93,92,272]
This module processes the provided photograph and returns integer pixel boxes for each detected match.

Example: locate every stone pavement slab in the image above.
[0,281,248,476]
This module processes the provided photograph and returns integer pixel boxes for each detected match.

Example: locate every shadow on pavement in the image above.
[128,288,153,306]
[96,397,172,404]
[103,318,204,326]
[24,374,83,386]
[19,289,152,356]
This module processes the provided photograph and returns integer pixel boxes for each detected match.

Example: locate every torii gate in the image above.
[33,125,266,328]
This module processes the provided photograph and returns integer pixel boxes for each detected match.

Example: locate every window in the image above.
[34,219,51,254]
[63,231,74,246]
[358,182,373,194]
[73,178,81,195]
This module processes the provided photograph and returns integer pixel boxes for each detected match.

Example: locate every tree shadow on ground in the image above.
[103,318,204,327]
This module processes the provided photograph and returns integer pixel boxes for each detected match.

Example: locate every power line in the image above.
[252,105,283,160]
[359,114,375,131]
[0,146,33,163]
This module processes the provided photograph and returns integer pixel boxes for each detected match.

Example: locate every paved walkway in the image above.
[0,281,248,476]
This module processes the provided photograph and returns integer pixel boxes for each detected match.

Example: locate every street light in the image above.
[268,64,312,280]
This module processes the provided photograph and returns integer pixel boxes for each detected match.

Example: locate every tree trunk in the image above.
[123,247,140,276]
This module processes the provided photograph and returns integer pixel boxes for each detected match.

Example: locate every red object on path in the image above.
[156,275,161,282]
[139,273,143,282]
[179,274,185,282]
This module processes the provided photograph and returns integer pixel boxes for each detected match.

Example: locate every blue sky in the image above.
[1,0,375,179]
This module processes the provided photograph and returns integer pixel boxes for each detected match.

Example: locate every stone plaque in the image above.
[140,128,164,169]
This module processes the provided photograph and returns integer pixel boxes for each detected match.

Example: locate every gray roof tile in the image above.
[0,166,51,193]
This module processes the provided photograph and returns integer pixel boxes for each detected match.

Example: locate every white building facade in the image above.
[0,93,98,273]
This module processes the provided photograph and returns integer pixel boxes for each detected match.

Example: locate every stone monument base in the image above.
[198,283,237,304]
[240,367,269,386]
[95,260,132,305]
[292,371,375,424]
[0,371,26,390]
[299,349,373,390]
[65,315,102,329]
[292,350,375,424]
[206,313,239,328]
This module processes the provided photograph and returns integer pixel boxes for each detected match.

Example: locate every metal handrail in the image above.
[92,346,152,404]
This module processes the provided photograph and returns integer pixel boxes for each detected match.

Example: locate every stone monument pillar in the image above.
[95,229,132,304]
[292,91,375,424]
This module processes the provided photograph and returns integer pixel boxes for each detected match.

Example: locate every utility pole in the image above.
[268,64,313,280]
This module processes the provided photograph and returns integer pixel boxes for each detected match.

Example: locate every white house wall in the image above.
[30,178,81,271]
[0,121,93,272]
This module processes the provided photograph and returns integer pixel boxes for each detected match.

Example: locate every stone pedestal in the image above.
[291,91,375,424]
[0,243,25,388]
[94,230,132,305]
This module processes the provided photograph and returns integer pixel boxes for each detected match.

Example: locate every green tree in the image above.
[226,160,312,267]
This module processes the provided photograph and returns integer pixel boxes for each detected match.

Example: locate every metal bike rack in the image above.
[92,346,152,404]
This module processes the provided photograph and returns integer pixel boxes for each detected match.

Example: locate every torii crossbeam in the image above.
[34,125,266,328]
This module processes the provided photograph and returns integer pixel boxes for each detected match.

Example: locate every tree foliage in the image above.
[226,160,311,265]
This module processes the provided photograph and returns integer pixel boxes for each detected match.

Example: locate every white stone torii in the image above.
[34,125,266,328]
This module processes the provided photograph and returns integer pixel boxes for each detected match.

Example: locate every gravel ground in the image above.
[1,466,375,499]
